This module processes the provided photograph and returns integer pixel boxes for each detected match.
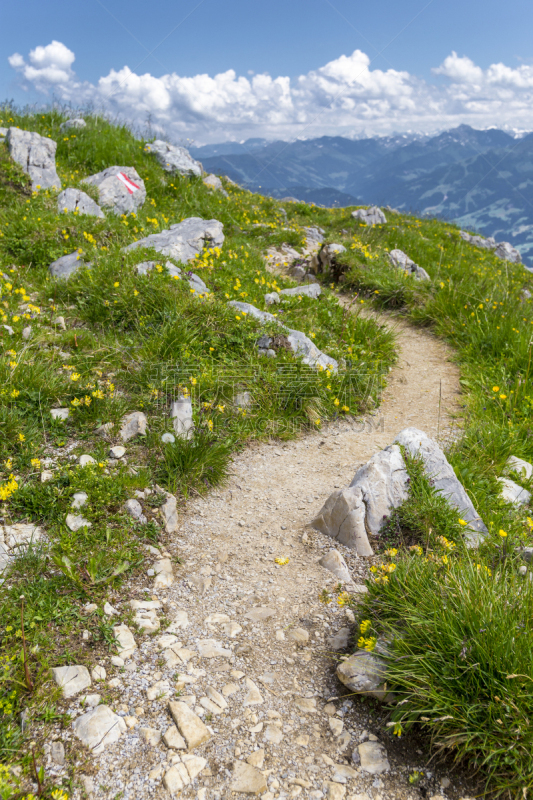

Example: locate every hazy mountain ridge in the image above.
[191,125,533,264]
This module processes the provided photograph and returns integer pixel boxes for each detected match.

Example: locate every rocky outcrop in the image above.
[460,231,522,264]
[352,206,387,226]
[229,301,338,372]
[388,249,430,281]
[83,166,146,215]
[312,445,408,554]
[57,188,104,217]
[6,128,61,190]
[144,140,202,177]
[312,428,487,552]
[124,217,224,264]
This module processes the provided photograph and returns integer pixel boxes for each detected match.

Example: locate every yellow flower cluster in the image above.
[0,474,18,501]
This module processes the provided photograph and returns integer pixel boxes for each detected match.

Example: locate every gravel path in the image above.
[48,305,474,800]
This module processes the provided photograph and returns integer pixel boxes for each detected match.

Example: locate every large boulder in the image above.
[49,251,91,280]
[145,140,202,177]
[389,249,430,281]
[57,188,104,218]
[312,446,408,554]
[352,206,387,226]
[395,428,487,541]
[6,128,61,190]
[124,217,224,264]
[494,241,521,264]
[228,301,338,372]
[312,428,487,551]
[83,166,146,215]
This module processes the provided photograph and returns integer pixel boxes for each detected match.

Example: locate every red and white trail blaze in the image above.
[116,172,140,194]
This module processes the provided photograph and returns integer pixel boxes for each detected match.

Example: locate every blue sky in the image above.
[3,0,533,143]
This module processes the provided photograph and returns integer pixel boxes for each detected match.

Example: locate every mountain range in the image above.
[190,125,533,265]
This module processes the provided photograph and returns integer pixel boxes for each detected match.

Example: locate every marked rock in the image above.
[72,705,126,755]
[7,127,61,190]
[230,760,267,795]
[124,217,224,263]
[57,188,104,218]
[52,665,91,698]
[144,140,202,177]
[168,700,211,749]
[83,166,146,215]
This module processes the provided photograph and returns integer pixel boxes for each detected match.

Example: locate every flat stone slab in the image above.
[114,623,137,659]
[230,760,267,794]
[197,639,232,658]
[83,166,146,215]
[244,606,276,622]
[52,665,92,698]
[72,705,126,755]
[145,140,202,177]
[498,477,531,505]
[168,700,211,749]
[58,188,104,218]
[2,523,42,550]
[7,127,61,190]
[124,216,224,264]
[279,284,321,299]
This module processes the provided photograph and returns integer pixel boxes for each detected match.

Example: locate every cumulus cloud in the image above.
[8,41,533,142]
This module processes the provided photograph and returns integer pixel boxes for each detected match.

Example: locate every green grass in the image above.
[0,105,396,788]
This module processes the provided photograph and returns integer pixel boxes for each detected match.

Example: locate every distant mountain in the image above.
[194,125,533,265]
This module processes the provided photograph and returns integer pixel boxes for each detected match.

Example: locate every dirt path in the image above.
[61,310,469,800]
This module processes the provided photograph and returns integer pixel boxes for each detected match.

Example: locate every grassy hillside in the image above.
[0,107,394,789]
[2,107,533,797]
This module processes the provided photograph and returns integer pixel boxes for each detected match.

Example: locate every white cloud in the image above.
[8,41,533,143]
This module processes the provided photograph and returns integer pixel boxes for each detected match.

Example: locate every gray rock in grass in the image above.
[83,166,146,215]
[144,140,202,177]
[6,127,61,190]
[506,455,533,480]
[49,251,91,280]
[57,188,104,217]
[72,705,126,755]
[351,206,387,226]
[60,118,86,131]
[124,217,224,264]
[389,249,430,281]
[497,477,531,505]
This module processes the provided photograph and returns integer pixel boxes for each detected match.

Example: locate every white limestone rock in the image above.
[171,397,194,439]
[57,188,104,218]
[497,477,531,506]
[395,428,487,540]
[358,741,390,774]
[51,407,69,420]
[83,166,146,215]
[230,760,268,795]
[145,140,202,177]
[119,411,147,443]
[336,651,392,702]
[52,665,92,698]
[203,173,228,195]
[388,249,430,281]
[72,705,126,755]
[124,498,147,524]
[352,206,387,226]
[161,492,179,533]
[2,523,42,550]
[114,623,137,659]
[311,445,407,553]
[65,514,92,532]
[49,251,91,280]
[229,301,338,372]
[279,283,321,299]
[168,700,212,749]
[494,241,521,263]
[60,118,86,131]
[506,455,533,480]
[319,549,353,584]
[6,128,61,190]
[124,217,224,263]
